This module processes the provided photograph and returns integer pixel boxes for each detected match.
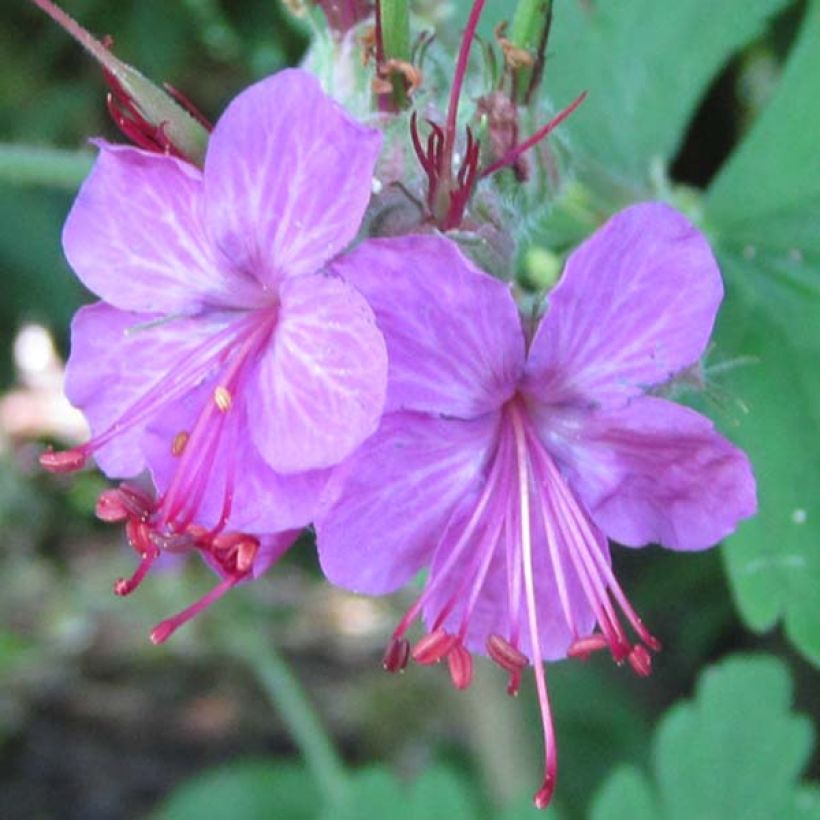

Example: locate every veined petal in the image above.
[144,386,328,534]
[203,69,382,286]
[331,235,525,418]
[64,303,234,477]
[249,273,387,473]
[545,396,757,550]
[316,410,499,594]
[523,203,723,408]
[63,143,257,314]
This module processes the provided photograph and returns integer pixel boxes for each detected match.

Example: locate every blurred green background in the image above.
[0,2,817,819]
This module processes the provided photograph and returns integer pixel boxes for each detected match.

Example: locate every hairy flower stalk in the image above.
[42,69,388,638]
[318,204,757,808]
[409,0,585,230]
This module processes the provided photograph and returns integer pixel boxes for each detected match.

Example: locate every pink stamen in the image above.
[149,574,240,644]
[114,548,158,596]
[509,403,558,810]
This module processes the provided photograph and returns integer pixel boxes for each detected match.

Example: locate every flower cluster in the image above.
[41,5,756,811]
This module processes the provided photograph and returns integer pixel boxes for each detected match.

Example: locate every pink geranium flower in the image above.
[43,69,387,640]
[316,203,756,808]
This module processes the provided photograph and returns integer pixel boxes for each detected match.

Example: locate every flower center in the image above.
[41,308,279,640]
[381,395,660,810]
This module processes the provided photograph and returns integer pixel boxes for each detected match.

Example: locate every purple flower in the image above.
[43,69,388,640]
[316,203,756,808]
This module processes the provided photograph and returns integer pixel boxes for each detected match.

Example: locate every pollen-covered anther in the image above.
[213,385,232,413]
[382,637,411,673]
[171,430,189,456]
[411,627,460,665]
[95,488,130,522]
[447,642,473,690]
[39,447,87,474]
[627,644,653,677]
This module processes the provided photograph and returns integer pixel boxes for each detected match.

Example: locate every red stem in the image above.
[443,0,486,177]
[480,91,587,178]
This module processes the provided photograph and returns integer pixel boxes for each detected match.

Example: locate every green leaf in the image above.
[590,656,816,820]
[547,0,790,187]
[152,759,316,820]
[321,766,477,820]
[713,270,820,665]
[705,2,820,230]
[701,1,820,666]
[589,767,656,820]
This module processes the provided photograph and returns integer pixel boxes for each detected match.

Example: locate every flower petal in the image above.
[546,396,757,550]
[63,143,257,314]
[331,235,525,418]
[64,303,233,477]
[524,203,723,408]
[316,410,499,594]
[203,69,381,286]
[249,273,387,473]
[143,385,328,534]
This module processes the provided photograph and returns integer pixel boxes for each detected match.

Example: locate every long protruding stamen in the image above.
[510,404,558,809]
[531,454,580,640]
[525,422,659,661]
[391,429,509,641]
[150,574,240,644]
[157,316,273,531]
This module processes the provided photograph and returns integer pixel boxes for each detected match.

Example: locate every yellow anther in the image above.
[213,386,232,413]
[171,431,189,456]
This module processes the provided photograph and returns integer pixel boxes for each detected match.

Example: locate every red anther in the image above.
[125,517,154,555]
[149,530,195,553]
[447,643,473,690]
[609,635,631,664]
[39,448,87,474]
[627,644,652,677]
[411,628,460,665]
[95,489,129,523]
[486,633,529,673]
[533,774,556,810]
[567,633,609,660]
[116,483,154,519]
[382,637,411,673]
